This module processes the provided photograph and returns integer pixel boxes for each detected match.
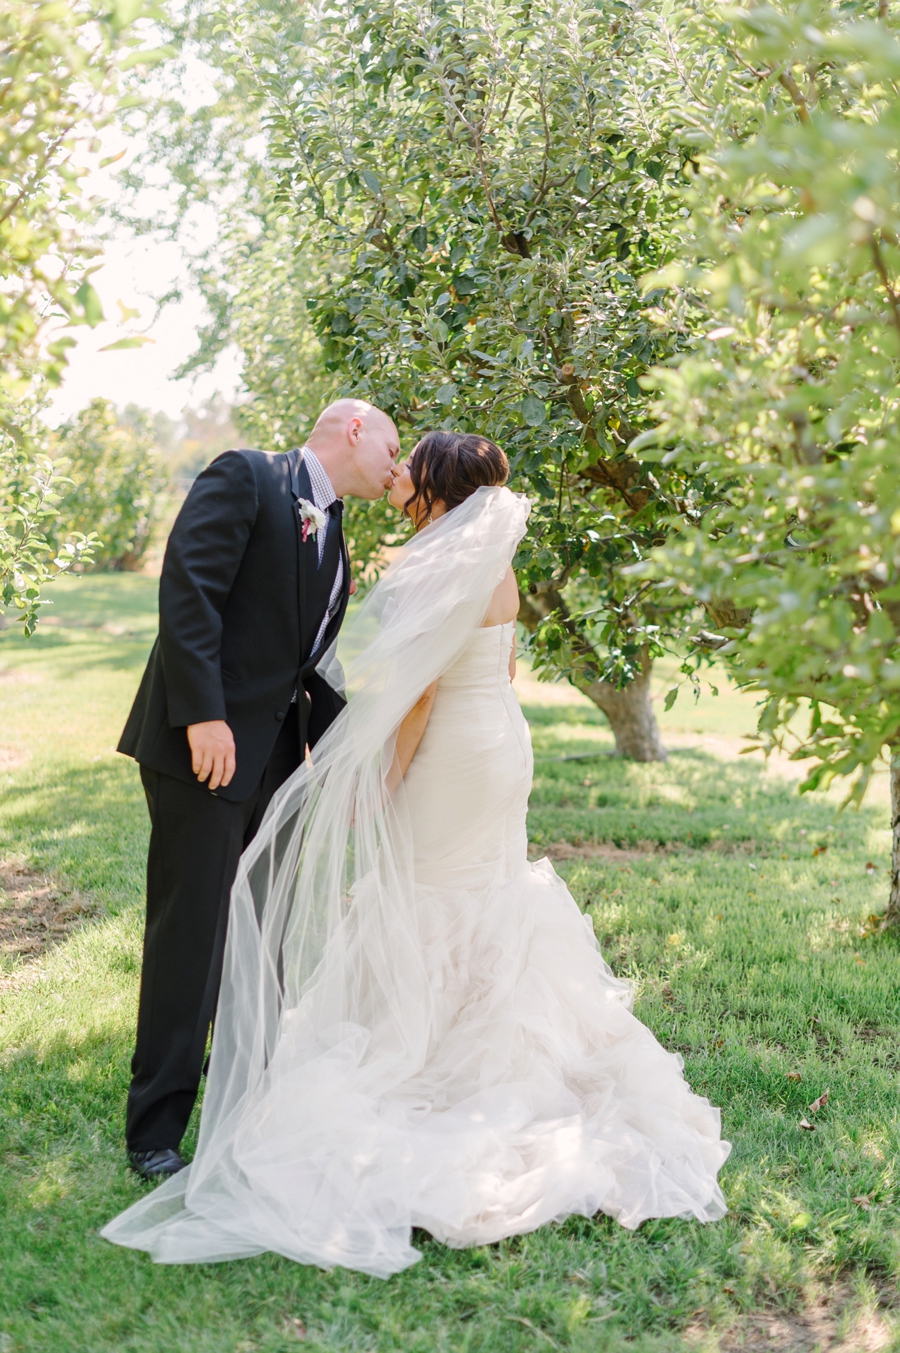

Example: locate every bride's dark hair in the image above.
[405,430,508,521]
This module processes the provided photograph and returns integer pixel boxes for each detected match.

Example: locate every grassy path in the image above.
[1,577,898,1353]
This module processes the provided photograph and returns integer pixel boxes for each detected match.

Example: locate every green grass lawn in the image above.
[1,575,898,1353]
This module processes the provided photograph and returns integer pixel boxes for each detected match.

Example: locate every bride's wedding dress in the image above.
[103,488,729,1277]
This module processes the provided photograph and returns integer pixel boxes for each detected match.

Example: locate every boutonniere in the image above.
[298,498,328,543]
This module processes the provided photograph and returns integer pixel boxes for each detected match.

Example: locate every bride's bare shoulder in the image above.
[482,566,519,627]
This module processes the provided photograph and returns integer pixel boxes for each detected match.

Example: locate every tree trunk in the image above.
[883,749,900,930]
[518,589,667,763]
[573,650,667,762]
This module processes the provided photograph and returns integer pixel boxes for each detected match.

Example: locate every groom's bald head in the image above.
[311,398,394,440]
[306,398,400,500]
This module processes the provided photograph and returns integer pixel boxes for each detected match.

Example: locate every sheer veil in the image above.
[102,484,531,1266]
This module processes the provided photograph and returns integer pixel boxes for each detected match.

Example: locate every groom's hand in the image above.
[187,720,236,791]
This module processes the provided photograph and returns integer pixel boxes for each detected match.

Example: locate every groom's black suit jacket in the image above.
[118,448,350,803]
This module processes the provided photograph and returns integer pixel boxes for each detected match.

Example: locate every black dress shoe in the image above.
[127,1148,187,1181]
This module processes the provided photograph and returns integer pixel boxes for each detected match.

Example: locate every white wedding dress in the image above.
[103,488,729,1276]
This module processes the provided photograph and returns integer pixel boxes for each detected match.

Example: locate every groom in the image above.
[118,399,400,1180]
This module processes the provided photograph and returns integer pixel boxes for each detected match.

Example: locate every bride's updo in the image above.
[405,430,508,520]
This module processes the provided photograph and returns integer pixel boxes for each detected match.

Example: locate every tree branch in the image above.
[558,379,649,510]
[871,236,900,347]
[777,69,811,124]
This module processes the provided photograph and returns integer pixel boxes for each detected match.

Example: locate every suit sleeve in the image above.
[158,451,259,728]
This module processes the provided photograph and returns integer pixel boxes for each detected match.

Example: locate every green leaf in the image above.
[75,282,104,327]
[627,427,662,453]
[360,169,381,195]
[46,337,76,357]
[99,336,155,351]
[664,687,679,711]
[410,224,428,252]
[521,396,546,426]
[575,165,592,194]
[435,382,457,405]
[119,45,176,70]
[111,0,143,26]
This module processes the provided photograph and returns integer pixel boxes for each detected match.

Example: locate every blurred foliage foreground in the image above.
[0,0,170,629]
[634,1,900,926]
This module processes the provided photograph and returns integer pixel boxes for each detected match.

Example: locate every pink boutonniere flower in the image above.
[298,498,328,543]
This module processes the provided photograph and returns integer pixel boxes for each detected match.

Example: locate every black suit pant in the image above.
[126,705,301,1152]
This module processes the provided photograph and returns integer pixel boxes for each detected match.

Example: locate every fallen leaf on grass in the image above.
[787,1072,802,1082]
[286,1318,307,1340]
[852,1195,871,1210]
[799,1117,816,1131]
[866,862,877,874]
[808,1089,829,1113]
[813,845,828,856]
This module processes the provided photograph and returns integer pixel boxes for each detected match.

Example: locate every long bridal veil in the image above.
[102,485,532,1270]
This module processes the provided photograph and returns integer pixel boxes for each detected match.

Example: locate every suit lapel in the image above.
[287,448,320,660]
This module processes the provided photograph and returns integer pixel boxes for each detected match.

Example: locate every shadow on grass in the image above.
[35,573,160,627]
[0,633,155,677]
[521,679,887,853]
[526,738,882,854]
[520,700,607,730]
[0,760,148,910]
[2,1029,131,1152]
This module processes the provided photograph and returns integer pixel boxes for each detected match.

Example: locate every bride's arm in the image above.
[385,681,438,794]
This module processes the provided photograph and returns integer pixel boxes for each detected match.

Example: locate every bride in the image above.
[102,430,730,1277]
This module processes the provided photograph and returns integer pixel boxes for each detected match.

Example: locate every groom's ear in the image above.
[347,416,363,445]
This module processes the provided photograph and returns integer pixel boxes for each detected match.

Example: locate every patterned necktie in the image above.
[320,499,343,572]
[311,499,344,657]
